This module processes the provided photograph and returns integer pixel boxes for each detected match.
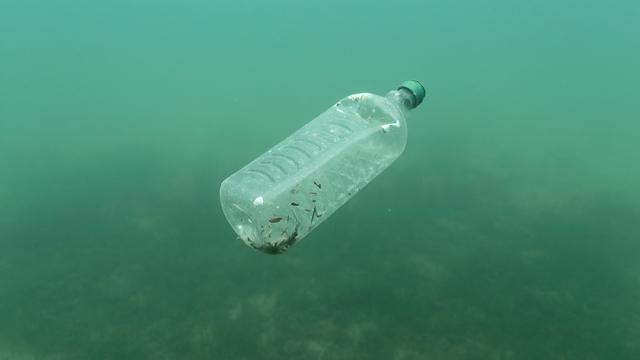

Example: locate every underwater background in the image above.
[1,0,639,359]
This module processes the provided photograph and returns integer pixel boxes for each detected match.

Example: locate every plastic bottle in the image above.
[220,80,426,254]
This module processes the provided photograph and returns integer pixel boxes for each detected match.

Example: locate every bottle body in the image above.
[220,90,412,254]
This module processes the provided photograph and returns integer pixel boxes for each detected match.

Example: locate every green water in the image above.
[1,0,639,359]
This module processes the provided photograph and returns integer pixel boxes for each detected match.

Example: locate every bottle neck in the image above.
[385,88,417,113]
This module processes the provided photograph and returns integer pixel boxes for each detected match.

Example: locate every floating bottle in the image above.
[220,80,426,254]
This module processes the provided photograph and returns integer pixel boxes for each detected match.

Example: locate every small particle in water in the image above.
[311,206,321,223]
[269,217,283,223]
[290,202,300,206]
[253,196,264,206]
[313,181,322,189]
[310,192,318,196]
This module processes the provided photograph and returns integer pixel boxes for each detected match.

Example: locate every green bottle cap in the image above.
[398,80,426,108]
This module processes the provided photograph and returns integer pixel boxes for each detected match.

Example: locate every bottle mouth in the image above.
[397,80,426,108]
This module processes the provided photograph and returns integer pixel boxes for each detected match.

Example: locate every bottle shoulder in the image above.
[335,92,407,126]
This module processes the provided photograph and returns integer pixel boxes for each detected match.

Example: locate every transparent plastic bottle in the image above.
[220,81,426,254]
